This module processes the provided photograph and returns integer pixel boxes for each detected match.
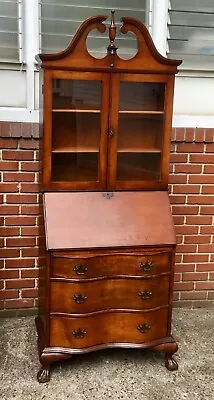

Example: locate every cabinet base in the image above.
[35,316,178,382]
[35,316,71,383]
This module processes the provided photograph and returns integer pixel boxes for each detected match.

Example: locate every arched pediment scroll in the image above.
[36,12,182,73]
[119,17,182,69]
[36,15,109,69]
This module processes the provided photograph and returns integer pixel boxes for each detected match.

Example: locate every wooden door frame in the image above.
[42,70,110,191]
[107,73,173,190]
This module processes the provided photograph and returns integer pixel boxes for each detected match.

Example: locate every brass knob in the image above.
[137,324,151,334]
[109,128,114,138]
[72,328,87,339]
[138,290,153,300]
[73,293,88,304]
[73,265,88,275]
[140,260,154,272]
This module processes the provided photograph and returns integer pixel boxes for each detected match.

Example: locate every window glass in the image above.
[40,1,151,58]
[0,0,20,61]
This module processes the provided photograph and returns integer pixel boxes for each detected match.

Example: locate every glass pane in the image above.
[117,114,163,152]
[51,79,101,182]
[116,82,164,182]
[117,153,161,181]
[0,1,19,61]
[0,16,18,31]
[52,79,101,110]
[167,4,214,69]
[0,1,18,17]
[52,153,99,182]
[119,82,165,111]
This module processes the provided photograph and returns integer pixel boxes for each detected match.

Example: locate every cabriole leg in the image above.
[152,339,178,371]
[165,354,178,371]
[37,363,51,383]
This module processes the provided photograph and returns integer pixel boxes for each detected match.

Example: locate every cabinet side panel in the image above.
[42,70,53,190]
[38,193,46,327]
[167,247,176,336]
[161,76,175,189]
[38,193,51,346]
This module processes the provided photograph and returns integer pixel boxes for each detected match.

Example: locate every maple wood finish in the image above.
[36,12,181,382]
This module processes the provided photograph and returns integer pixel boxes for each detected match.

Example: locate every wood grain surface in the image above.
[51,250,171,279]
[50,308,168,348]
[50,276,169,313]
[44,191,176,250]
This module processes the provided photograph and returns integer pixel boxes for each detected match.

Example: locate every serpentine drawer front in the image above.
[51,251,171,279]
[50,276,170,313]
[50,308,168,349]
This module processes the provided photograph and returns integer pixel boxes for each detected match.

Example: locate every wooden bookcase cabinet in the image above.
[36,12,182,383]
[50,74,166,189]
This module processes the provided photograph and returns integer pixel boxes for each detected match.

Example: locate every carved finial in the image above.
[109,10,116,42]
[107,10,118,66]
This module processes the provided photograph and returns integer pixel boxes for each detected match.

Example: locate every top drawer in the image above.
[51,251,171,279]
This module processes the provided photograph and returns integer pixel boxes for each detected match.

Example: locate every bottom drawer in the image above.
[50,308,168,349]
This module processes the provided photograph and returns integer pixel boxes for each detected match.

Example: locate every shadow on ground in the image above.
[0,309,213,400]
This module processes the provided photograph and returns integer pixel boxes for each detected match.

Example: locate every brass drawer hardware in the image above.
[72,293,88,304]
[102,192,114,199]
[73,265,88,275]
[140,260,154,271]
[72,328,87,339]
[137,324,151,334]
[138,290,153,300]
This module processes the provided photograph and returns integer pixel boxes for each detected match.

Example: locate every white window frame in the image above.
[152,0,168,56]
[0,0,39,122]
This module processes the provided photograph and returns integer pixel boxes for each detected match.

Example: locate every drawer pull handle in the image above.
[137,324,151,334]
[140,260,154,272]
[72,328,87,339]
[73,293,88,304]
[138,290,153,300]
[109,128,114,138]
[73,265,88,275]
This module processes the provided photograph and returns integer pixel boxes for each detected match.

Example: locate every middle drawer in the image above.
[50,276,169,314]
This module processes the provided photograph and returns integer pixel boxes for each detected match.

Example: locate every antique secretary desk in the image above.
[35,12,182,383]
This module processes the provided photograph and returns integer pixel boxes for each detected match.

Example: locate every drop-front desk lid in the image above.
[43,191,176,250]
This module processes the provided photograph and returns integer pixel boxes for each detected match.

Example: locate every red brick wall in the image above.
[170,127,214,307]
[0,122,40,311]
[0,122,214,312]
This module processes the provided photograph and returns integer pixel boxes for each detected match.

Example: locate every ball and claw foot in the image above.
[37,366,51,383]
[165,355,178,371]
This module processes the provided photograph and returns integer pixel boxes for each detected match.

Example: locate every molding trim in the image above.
[0,108,39,123]
[172,115,214,128]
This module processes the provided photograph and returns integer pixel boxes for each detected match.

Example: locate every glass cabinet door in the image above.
[117,81,164,181]
[46,72,109,190]
[108,75,168,190]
